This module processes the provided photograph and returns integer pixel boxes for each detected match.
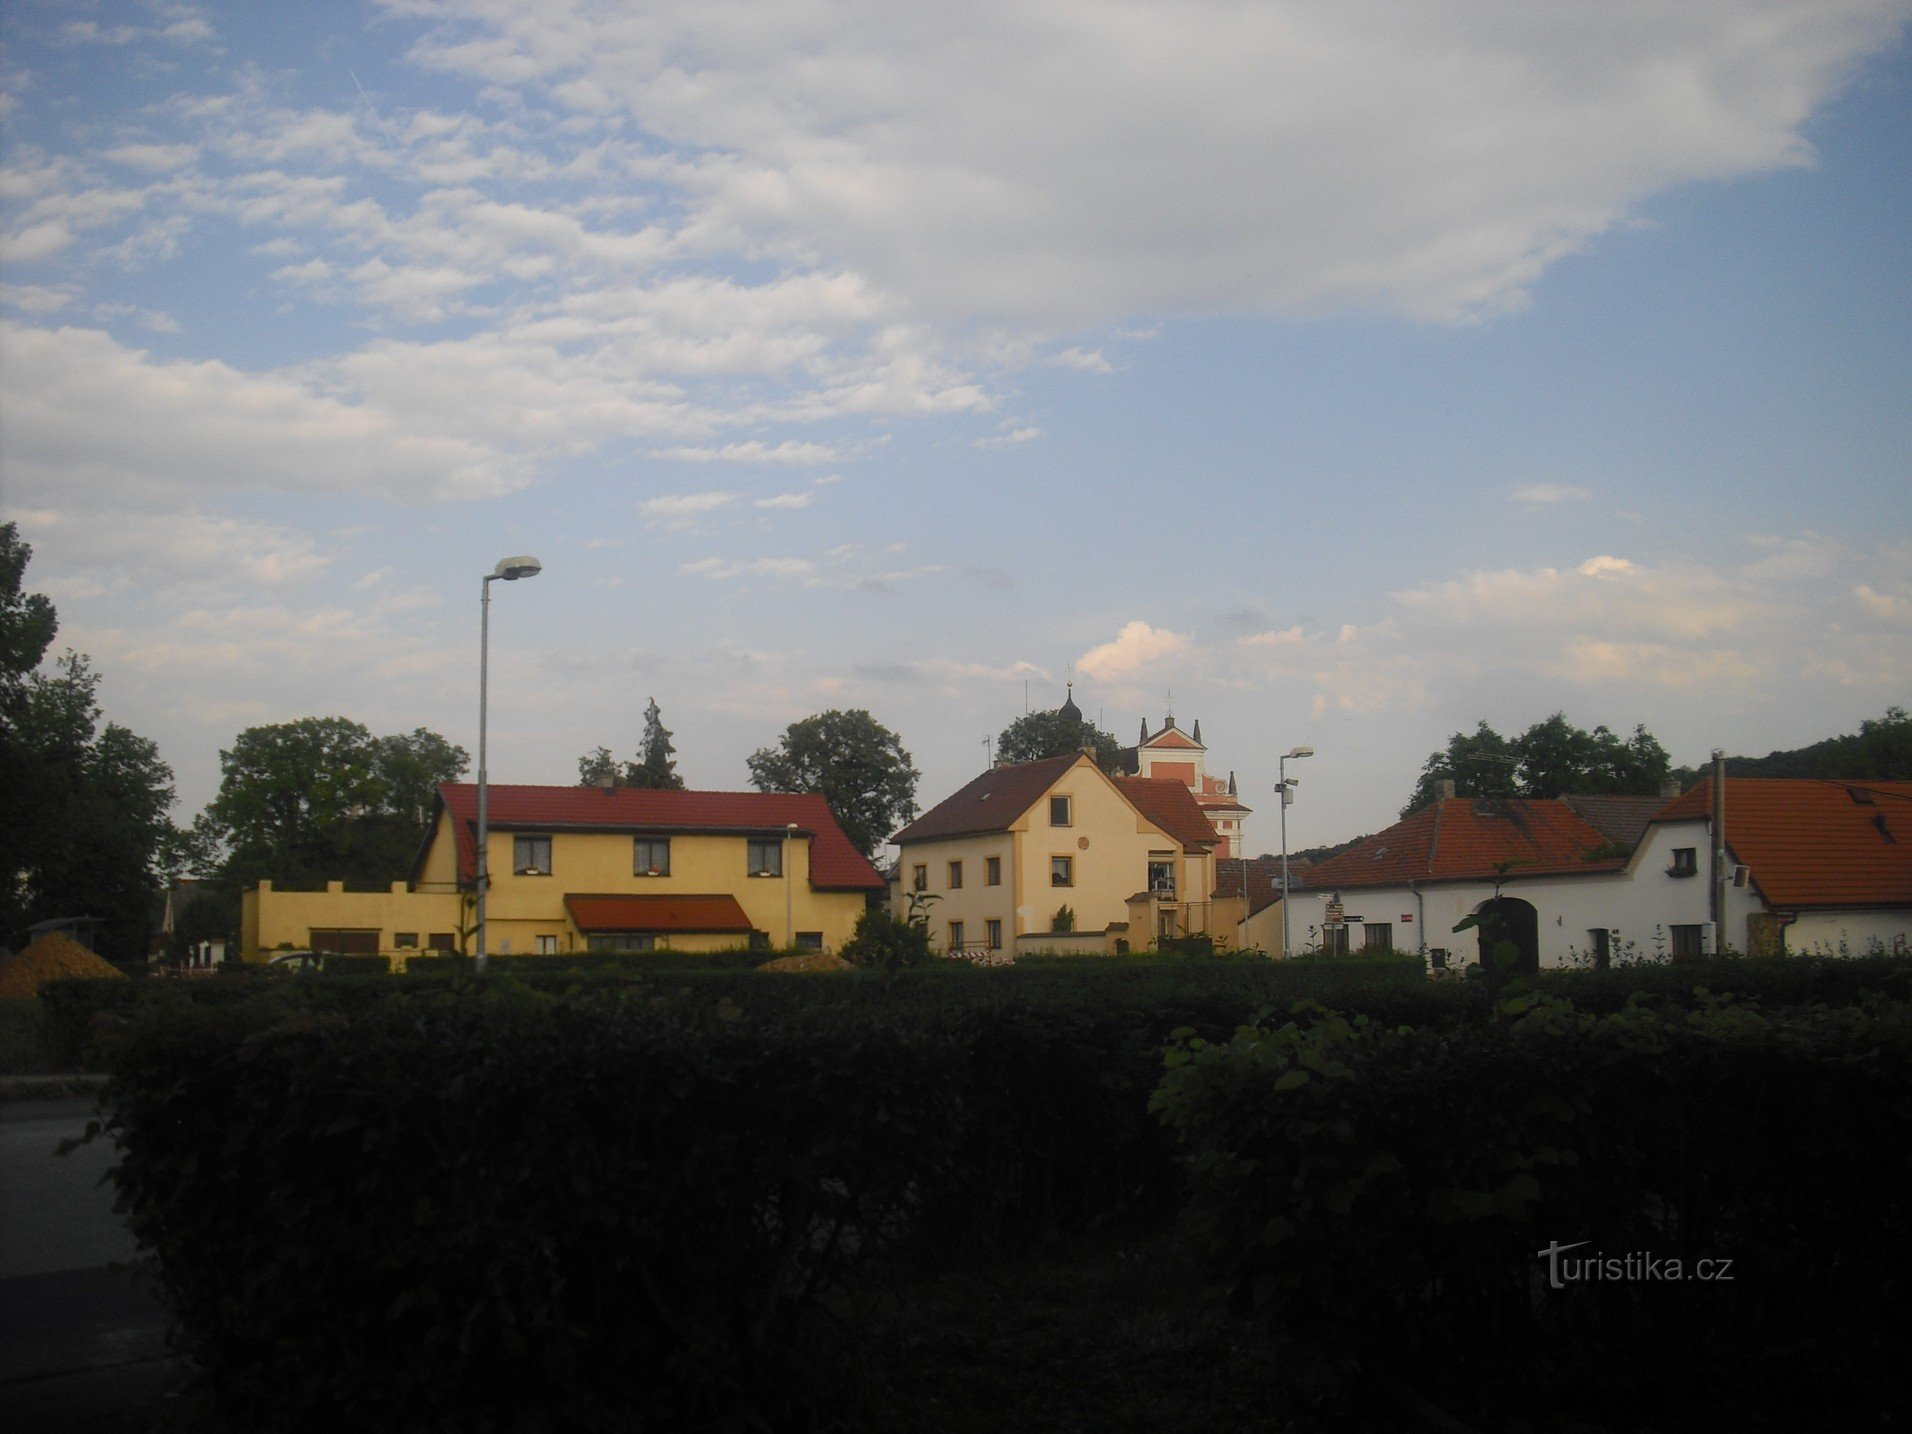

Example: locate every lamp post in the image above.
[784,822,801,948]
[1278,745,1314,960]
[476,555,542,973]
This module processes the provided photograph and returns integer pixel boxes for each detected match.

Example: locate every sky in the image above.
[2,0,1909,859]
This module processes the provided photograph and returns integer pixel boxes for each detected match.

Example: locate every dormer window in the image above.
[513,834,552,876]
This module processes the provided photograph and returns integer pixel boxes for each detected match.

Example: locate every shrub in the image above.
[839,906,931,971]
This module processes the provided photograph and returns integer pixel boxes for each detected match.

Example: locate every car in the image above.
[265,950,324,974]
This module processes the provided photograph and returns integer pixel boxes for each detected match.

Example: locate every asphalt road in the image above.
[0,1096,177,1432]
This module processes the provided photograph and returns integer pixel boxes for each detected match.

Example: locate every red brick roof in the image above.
[1305,797,1627,890]
[1112,776,1222,854]
[1653,779,1912,909]
[563,894,754,934]
[891,754,1082,844]
[430,784,885,891]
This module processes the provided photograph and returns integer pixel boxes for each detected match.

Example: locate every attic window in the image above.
[1848,787,1876,805]
[1372,846,1388,860]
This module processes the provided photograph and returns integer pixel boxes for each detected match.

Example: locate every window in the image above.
[514,834,552,875]
[748,839,782,877]
[986,919,1002,950]
[427,932,456,952]
[1667,847,1698,877]
[310,929,379,955]
[1051,855,1073,887]
[1049,794,1072,827]
[1323,925,1350,956]
[1363,923,1393,952]
[912,864,928,892]
[588,932,657,952]
[1147,854,1176,894]
[947,860,964,890]
[394,932,419,950]
[535,935,558,956]
[985,856,1002,886]
[1670,924,1706,959]
[633,838,671,876]
[795,932,824,951]
[948,920,965,950]
[1157,910,1177,942]
[1588,928,1612,971]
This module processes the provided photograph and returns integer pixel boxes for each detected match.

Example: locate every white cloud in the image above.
[395,0,1909,326]
[755,492,813,510]
[638,491,737,527]
[651,439,849,465]
[1078,621,1189,683]
[0,322,525,504]
[1511,483,1592,505]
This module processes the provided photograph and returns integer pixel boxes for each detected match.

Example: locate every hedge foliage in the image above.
[1152,989,1912,1428]
[74,952,1912,1430]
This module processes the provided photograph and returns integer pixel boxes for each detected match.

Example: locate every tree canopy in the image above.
[1402,714,1671,816]
[994,707,1123,770]
[746,709,919,859]
[1682,706,1912,784]
[1,525,177,959]
[577,697,684,790]
[203,716,468,891]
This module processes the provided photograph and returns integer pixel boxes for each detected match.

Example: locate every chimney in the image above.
[1659,776,1681,798]
[598,774,616,793]
[1437,778,1457,802]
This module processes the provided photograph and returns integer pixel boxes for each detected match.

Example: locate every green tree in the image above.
[995,707,1123,769]
[1682,706,1912,785]
[0,527,178,959]
[1403,714,1671,814]
[1401,721,1517,816]
[746,709,919,859]
[578,698,685,790]
[204,716,467,891]
[838,905,931,970]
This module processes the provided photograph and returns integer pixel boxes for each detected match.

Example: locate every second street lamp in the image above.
[476,555,542,973]
[1278,745,1314,960]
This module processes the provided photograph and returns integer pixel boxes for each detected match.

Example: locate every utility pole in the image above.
[1710,749,1727,953]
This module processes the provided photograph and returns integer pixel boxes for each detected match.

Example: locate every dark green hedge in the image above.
[1152,991,1912,1429]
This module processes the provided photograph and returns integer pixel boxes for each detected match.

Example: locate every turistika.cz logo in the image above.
[1536,1240,1735,1290]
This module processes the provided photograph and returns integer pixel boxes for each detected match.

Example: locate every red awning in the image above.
[563,893,754,934]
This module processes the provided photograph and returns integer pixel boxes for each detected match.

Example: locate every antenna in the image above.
[983,735,993,769]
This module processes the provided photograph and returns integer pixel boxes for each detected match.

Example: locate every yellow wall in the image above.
[243,880,462,964]
[896,831,1017,951]
[246,813,872,963]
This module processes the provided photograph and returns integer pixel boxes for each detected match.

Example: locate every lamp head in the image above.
[1286,745,1314,759]
[492,555,542,581]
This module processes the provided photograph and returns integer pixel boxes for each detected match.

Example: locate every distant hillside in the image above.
[1673,706,1911,787]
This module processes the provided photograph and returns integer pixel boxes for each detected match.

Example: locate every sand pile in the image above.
[0,931,128,999]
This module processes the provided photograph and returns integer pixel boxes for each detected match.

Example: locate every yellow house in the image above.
[890,753,1242,956]
[242,783,886,964]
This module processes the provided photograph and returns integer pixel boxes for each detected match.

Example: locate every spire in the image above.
[1192,718,1203,745]
[1139,717,1149,743]
[1228,770,1237,796]
[1058,680,1082,724]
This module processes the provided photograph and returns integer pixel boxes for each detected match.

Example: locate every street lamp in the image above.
[784,821,801,948]
[1278,745,1314,960]
[476,555,542,973]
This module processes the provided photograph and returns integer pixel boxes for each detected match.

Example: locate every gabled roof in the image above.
[1653,778,1912,909]
[1112,775,1221,854]
[1305,797,1628,890]
[1559,794,1668,850]
[427,784,886,891]
[891,754,1081,844]
[1144,727,1202,751]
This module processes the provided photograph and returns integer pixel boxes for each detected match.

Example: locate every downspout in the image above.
[1409,879,1425,960]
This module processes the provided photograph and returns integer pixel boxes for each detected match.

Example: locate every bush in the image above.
[1152,991,1912,1429]
[839,906,931,971]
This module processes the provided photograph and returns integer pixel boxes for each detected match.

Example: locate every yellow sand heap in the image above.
[0,931,128,1000]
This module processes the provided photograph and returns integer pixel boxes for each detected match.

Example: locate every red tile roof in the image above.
[563,894,754,934]
[1112,776,1221,854]
[429,784,885,891]
[890,754,1082,844]
[1652,779,1912,909]
[1214,856,1294,915]
[1305,797,1627,890]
